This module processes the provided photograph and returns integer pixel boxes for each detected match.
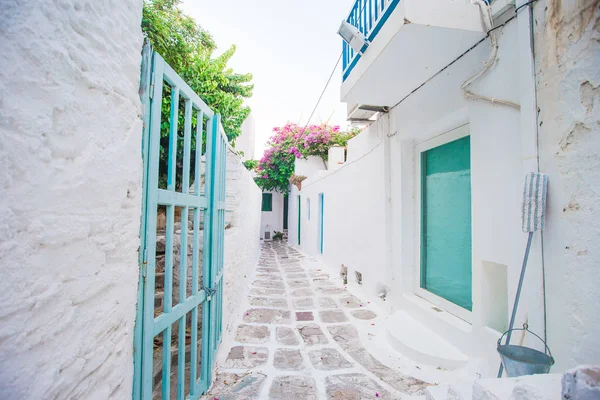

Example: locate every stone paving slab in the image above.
[296,311,315,321]
[256,273,283,281]
[243,308,291,325]
[317,297,339,309]
[298,323,328,346]
[351,309,377,320]
[204,372,267,400]
[287,279,311,288]
[273,348,304,370]
[249,297,288,308]
[286,272,308,279]
[290,288,315,297]
[276,326,300,346]
[325,373,393,399]
[316,287,347,295]
[293,297,315,309]
[340,295,364,308]
[224,346,269,369]
[269,376,318,400]
[208,242,433,400]
[257,267,279,273]
[319,310,349,323]
[249,287,286,297]
[252,280,285,290]
[308,348,353,370]
[235,325,270,344]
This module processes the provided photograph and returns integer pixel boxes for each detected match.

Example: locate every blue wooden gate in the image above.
[134,43,227,400]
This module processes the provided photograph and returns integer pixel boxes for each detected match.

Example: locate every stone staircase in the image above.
[152,221,204,394]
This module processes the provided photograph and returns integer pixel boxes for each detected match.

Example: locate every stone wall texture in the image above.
[0,1,144,398]
[534,0,600,372]
[222,149,262,335]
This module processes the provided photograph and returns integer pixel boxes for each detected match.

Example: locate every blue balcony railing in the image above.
[342,0,401,81]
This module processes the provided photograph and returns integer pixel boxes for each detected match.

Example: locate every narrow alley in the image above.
[204,242,432,399]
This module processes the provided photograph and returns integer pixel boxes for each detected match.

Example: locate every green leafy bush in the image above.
[243,159,258,171]
[142,0,253,188]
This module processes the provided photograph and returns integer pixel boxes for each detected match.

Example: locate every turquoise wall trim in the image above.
[342,0,401,81]
[319,193,325,254]
[297,195,301,245]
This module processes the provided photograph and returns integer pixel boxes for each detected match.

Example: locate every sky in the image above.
[180,0,354,159]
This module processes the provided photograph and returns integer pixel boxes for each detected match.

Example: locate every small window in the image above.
[262,193,273,212]
[307,198,311,220]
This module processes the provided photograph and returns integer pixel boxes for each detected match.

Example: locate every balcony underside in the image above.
[341,1,486,107]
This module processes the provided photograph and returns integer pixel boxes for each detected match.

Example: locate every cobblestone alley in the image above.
[204,242,432,399]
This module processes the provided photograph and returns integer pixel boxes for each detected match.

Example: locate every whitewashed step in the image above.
[425,382,472,400]
[426,384,449,400]
[448,383,472,400]
[386,311,468,370]
[473,374,561,400]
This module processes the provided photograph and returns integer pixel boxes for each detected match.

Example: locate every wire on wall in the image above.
[302,0,373,130]
[460,0,521,110]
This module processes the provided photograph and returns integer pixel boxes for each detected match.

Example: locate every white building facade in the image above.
[288,0,600,379]
[260,191,287,241]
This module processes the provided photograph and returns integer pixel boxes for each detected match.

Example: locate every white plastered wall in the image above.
[287,120,388,306]
[533,0,600,372]
[288,17,587,377]
[0,1,144,398]
[386,20,545,375]
[222,149,262,338]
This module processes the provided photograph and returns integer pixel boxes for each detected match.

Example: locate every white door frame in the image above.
[414,124,473,323]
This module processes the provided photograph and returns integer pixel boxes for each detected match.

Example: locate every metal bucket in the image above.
[497,324,554,377]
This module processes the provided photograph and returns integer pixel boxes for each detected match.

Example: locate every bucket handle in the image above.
[497,323,555,365]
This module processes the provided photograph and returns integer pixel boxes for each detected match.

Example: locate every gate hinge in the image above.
[149,74,155,99]
[141,248,148,278]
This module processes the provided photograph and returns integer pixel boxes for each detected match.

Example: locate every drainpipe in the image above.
[515,0,548,346]
[383,114,394,305]
[516,0,539,173]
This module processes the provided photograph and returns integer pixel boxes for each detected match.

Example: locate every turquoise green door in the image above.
[134,43,227,400]
[297,195,301,245]
[420,135,472,311]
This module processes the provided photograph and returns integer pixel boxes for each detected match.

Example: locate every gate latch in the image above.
[203,286,217,301]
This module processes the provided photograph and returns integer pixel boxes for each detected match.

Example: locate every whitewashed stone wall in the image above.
[222,149,262,336]
[0,1,144,399]
[534,0,600,372]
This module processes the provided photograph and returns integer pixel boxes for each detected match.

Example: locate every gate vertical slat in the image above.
[199,113,217,388]
[189,110,203,398]
[218,135,226,343]
[134,41,153,400]
[162,85,180,400]
[141,53,165,400]
[176,99,193,400]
